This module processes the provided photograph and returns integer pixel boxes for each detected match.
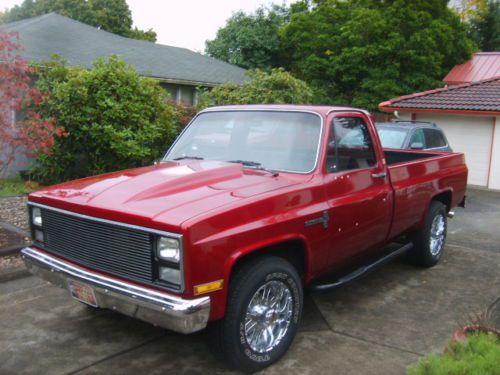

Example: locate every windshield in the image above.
[165,111,322,173]
[376,127,408,149]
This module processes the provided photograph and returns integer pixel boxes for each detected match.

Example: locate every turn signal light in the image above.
[193,280,224,296]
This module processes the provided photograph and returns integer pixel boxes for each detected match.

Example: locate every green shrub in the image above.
[408,333,500,375]
[31,56,177,184]
[0,177,39,197]
[199,68,314,106]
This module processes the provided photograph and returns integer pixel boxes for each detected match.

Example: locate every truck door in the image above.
[323,114,393,266]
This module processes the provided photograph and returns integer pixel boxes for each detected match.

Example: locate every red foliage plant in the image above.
[0,32,65,177]
[168,99,197,129]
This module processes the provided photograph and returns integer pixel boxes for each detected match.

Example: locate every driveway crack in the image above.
[65,334,164,375]
[311,295,424,357]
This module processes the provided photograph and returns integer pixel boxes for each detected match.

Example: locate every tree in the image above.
[0,32,63,178]
[280,0,476,110]
[0,0,156,42]
[31,56,177,183]
[199,68,314,106]
[453,0,488,21]
[469,0,500,51]
[205,6,287,71]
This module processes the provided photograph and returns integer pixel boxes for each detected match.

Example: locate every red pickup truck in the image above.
[22,105,467,372]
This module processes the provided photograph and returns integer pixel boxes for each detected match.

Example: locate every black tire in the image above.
[408,201,447,267]
[209,256,303,373]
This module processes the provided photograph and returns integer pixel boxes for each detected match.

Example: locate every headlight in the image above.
[34,229,44,242]
[32,207,43,227]
[157,237,181,263]
[158,266,181,285]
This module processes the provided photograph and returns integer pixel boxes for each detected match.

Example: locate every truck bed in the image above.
[384,149,442,165]
[385,149,468,239]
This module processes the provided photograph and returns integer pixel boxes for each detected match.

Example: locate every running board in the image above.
[310,242,413,291]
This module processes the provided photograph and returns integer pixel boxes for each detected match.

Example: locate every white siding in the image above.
[489,117,500,190]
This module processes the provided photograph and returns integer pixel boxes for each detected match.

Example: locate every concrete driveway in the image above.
[1,189,499,375]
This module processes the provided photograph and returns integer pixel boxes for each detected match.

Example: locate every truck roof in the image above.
[202,104,370,117]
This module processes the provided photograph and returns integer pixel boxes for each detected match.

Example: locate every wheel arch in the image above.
[432,189,452,212]
[415,189,452,230]
[210,236,310,321]
[227,239,309,281]
[224,236,310,283]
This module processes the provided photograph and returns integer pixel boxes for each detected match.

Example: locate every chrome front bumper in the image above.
[21,247,210,334]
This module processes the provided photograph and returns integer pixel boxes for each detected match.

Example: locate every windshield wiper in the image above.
[228,160,279,177]
[228,160,262,167]
[173,156,204,160]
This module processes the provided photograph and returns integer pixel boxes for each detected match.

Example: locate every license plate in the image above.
[68,279,98,307]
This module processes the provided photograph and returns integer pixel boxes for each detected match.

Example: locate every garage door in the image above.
[413,114,494,187]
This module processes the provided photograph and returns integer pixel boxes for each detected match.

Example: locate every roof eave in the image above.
[378,104,500,117]
[146,76,220,87]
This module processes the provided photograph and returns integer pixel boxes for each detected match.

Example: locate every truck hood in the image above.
[29,161,301,229]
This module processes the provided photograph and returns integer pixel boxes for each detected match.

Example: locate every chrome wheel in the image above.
[430,214,446,256]
[244,280,293,353]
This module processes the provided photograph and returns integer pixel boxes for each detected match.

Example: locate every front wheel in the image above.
[209,256,303,373]
[408,201,447,267]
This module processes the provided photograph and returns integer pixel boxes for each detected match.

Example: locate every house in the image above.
[1,12,247,177]
[1,12,247,105]
[379,54,500,190]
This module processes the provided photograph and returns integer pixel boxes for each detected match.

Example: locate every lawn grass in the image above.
[408,332,500,375]
[0,178,40,197]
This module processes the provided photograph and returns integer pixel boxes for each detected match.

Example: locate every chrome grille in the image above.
[37,207,154,284]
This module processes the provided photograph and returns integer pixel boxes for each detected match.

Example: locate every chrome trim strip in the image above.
[27,202,181,238]
[21,247,210,333]
[326,108,372,117]
[28,202,185,293]
[163,108,325,175]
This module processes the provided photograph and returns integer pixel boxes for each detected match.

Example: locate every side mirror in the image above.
[410,142,424,150]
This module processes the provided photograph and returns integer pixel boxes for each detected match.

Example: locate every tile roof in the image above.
[443,52,500,85]
[1,12,247,86]
[379,77,500,115]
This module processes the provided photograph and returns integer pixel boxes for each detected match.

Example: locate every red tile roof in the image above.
[443,52,500,85]
[379,77,500,116]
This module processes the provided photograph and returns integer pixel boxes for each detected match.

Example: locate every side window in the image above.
[409,129,425,148]
[423,129,447,148]
[327,117,377,172]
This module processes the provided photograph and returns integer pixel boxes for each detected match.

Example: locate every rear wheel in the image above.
[408,201,447,267]
[209,256,303,373]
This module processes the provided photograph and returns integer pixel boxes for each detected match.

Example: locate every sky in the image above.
[0,0,292,52]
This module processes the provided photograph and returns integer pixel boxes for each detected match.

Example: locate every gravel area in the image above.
[0,196,29,232]
[0,254,24,272]
[0,228,26,249]
[0,197,30,272]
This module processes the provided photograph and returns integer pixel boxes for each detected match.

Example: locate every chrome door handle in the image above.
[371,172,387,178]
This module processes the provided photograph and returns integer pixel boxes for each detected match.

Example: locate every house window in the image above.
[179,86,195,105]
[159,83,196,105]
[160,83,178,101]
